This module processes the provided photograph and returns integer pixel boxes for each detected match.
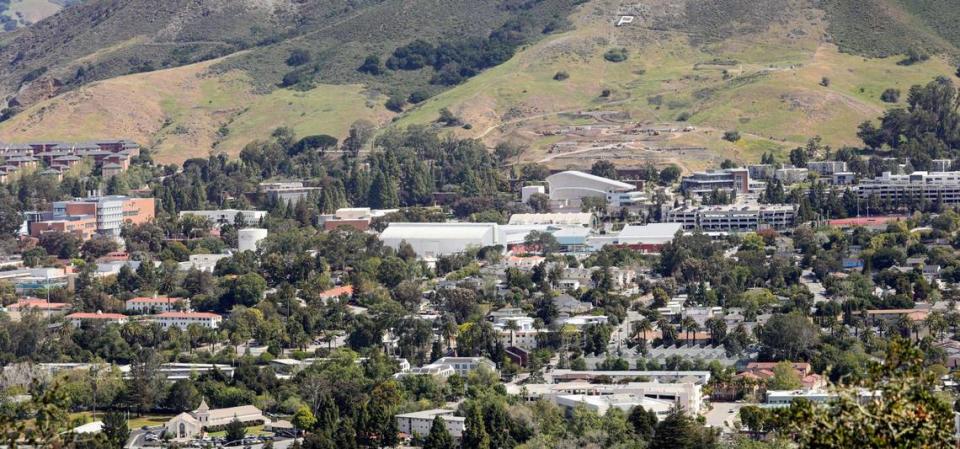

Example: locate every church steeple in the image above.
[195,397,211,423]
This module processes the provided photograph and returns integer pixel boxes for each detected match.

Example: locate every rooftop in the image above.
[153,312,222,319]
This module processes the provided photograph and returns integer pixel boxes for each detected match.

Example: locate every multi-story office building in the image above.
[664,204,797,232]
[680,169,755,195]
[856,171,960,204]
[28,195,155,239]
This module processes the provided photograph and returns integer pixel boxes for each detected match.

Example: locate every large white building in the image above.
[151,311,222,330]
[380,223,501,260]
[587,222,682,252]
[398,357,497,378]
[545,171,641,207]
[395,409,465,439]
[856,171,960,204]
[664,204,796,232]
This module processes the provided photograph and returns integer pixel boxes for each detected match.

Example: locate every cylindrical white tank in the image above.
[521,185,546,203]
[238,228,268,252]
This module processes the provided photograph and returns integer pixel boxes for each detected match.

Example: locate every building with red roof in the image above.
[66,311,128,327]
[6,298,71,321]
[125,296,189,314]
[318,285,353,302]
[151,311,222,330]
[737,362,826,391]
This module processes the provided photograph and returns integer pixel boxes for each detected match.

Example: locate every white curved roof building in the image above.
[380,222,501,260]
[545,171,636,205]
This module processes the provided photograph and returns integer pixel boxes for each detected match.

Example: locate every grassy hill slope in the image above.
[390,0,957,171]
[0,57,390,164]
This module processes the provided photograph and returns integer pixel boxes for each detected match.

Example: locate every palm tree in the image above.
[441,317,458,351]
[633,319,653,345]
[505,320,519,347]
[681,316,699,347]
[704,317,726,346]
[656,318,673,346]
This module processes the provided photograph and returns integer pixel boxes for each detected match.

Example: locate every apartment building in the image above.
[774,167,809,184]
[0,140,139,182]
[806,161,848,176]
[664,204,797,232]
[395,409,465,439]
[151,311,223,330]
[28,195,155,240]
[856,171,960,204]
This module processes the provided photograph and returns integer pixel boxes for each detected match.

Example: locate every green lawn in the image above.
[128,415,174,429]
[206,425,272,438]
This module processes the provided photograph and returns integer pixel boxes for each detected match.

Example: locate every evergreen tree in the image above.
[316,394,340,434]
[135,259,157,293]
[649,408,717,449]
[102,411,129,449]
[462,404,490,449]
[225,418,246,443]
[333,417,358,449]
[368,170,399,209]
[423,416,454,449]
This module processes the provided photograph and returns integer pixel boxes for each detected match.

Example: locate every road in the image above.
[801,269,829,304]
[608,310,643,356]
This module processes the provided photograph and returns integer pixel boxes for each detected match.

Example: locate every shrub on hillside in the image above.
[385,95,406,113]
[358,55,383,75]
[899,48,929,66]
[603,48,628,63]
[553,71,569,81]
[880,88,900,103]
[408,90,431,104]
[286,49,311,67]
[723,130,741,142]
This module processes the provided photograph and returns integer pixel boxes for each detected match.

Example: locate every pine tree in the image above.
[369,170,399,209]
[315,394,339,434]
[462,404,490,449]
[102,411,129,449]
[405,161,434,205]
[423,415,453,449]
[333,417,358,449]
